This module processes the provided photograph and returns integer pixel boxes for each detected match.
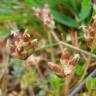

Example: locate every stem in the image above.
[0,48,9,96]
[64,77,70,96]
[19,89,27,96]
[78,53,92,84]
[35,64,45,80]
[59,41,96,58]
[48,31,55,62]
[36,41,96,59]
[77,35,96,84]
[71,31,79,47]
[69,69,96,96]
[51,30,63,52]
[28,86,35,96]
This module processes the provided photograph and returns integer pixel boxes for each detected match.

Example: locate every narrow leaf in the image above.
[0,29,11,40]
[51,10,79,28]
[79,0,92,21]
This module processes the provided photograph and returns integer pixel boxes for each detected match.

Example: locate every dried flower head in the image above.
[61,48,70,60]
[61,52,80,76]
[23,31,31,42]
[32,4,55,29]
[68,54,80,66]
[84,20,96,48]
[6,30,37,59]
[13,32,21,42]
[48,62,65,77]
[48,48,80,77]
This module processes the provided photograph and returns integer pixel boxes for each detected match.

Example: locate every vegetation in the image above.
[0,0,96,96]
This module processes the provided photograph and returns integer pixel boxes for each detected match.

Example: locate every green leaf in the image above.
[62,0,77,15]
[50,74,64,96]
[85,77,96,91]
[0,29,11,40]
[38,90,46,96]
[76,65,84,76]
[51,10,79,28]
[12,65,24,78]
[21,70,36,89]
[24,0,44,8]
[11,58,24,78]
[70,0,79,14]
[93,78,96,90]
[86,77,93,91]
[47,0,60,8]
[38,80,48,89]
[0,14,27,23]
[0,8,13,15]
[79,0,92,21]
[47,0,57,6]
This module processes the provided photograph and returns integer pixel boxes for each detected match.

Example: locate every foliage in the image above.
[76,64,85,76]
[86,77,96,91]
[10,58,24,78]
[0,0,96,96]
[50,74,64,96]
[0,0,93,40]
[20,69,36,89]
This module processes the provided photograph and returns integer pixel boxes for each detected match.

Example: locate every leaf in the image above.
[70,0,79,14]
[47,0,60,8]
[11,58,24,78]
[20,70,36,89]
[12,65,24,78]
[0,14,27,23]
[51,10,79,28]
[50,74,64,89]
[76,65,84,76]
[85,77,93,91]
[62,0,77,15]
[92,78,96,90]
[0,29,11,40]
[37,80,48,89]
[79,0,92,21]
[38,90,46,96]
[50,74,64,96]
[0,8,13,15]
[86,77,96,90]
[24,0,44,8]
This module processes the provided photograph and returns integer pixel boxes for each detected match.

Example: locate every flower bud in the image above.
[68,54,80,66]
[16,46,24,55]
[23,32,31,42]
[61,48,70,60]
[87,27,95,37]
[29,39,37,52]
[63,64,75,76]
[33,5,55,29]
[13,32,21,42]
[17,51,27,60]
[48,62,64,77]
[86,38,93,48]
[10,45,16,53]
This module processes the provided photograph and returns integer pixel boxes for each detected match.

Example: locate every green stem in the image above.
[78,35,96,84]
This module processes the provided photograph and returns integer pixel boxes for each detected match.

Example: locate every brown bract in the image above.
[6,31,37,60]
[48,49,80,78]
